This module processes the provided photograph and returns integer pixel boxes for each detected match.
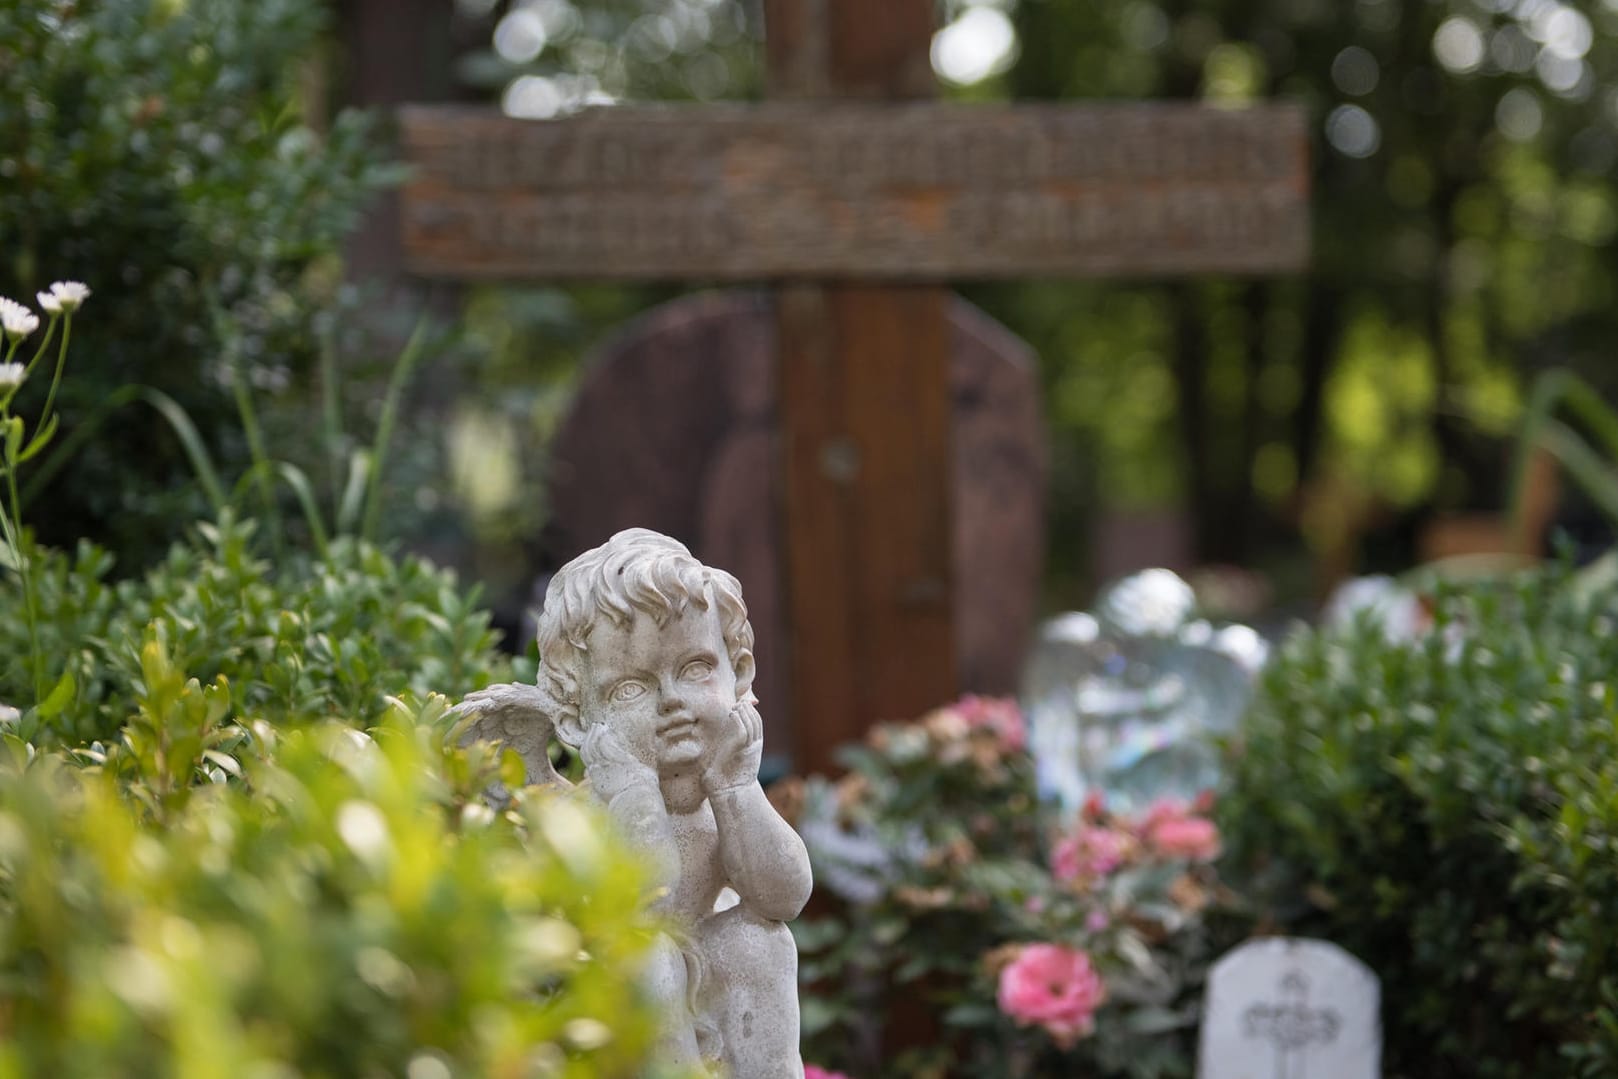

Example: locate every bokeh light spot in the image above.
[493,10,547,64]
[1326,104,1381,158]
[931,6,1019,86]
[1496,87,1544,141]
[1433,17,1485,74]
[1331,46,1380,95]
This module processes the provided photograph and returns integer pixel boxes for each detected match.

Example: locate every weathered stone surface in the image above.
[458,530,812,1078]
[1199,937,1381,1079]
[542,290,1046,764]
[400,102,1310,281]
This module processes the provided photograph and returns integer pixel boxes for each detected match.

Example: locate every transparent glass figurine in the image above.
[1021,569,1268,816]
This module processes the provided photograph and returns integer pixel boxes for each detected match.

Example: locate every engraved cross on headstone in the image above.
[396,0,1309,774]
[1243,970,1341,1079]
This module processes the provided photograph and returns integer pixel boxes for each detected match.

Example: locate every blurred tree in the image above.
[999,0,1618,587]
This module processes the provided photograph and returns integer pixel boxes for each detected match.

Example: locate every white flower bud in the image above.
[0,298,38,342]
[47,281,90,312]
[0,364,26,391]
[36,291,62,316]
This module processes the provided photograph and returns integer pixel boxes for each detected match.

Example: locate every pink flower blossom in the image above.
[1138,799,1221,861]
[1084,910,1110,933]
[1052,826,1129,883]
[1149,817,1221,860]
[954,694,1027,751]
[996,943,1107,1047]
[805,1066,854,1079]
[1139,797,1191,830]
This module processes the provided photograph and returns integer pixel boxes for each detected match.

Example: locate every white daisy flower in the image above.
[0,298,39,342]
[0,363,24,391]
[47,281,91,312]
[36,291,61,315]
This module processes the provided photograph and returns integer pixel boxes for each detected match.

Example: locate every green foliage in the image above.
[0,504,668,1074]
[0,0,397,563]
[1222,565,1618,1077]
[0,515,523,748]
[794,700,1241,1079]
[1508,367,1618,543]
[0,649,666,1077]
[988,0,1618,576]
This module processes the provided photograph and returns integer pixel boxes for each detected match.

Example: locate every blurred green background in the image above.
[10,0,1618,630]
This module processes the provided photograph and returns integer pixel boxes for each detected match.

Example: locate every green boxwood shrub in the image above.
[0,519,679,1075]
[0,515,522,747]
[1221,565,1618,1078]
[0,646,665,1077]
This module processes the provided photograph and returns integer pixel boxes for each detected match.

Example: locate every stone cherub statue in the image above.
[456,529,812,1078]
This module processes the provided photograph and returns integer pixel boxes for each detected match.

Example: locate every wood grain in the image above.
[770,0,949,777]
[398,102,1311,281]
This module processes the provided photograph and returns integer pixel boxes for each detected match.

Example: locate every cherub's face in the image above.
[579,604,743,775]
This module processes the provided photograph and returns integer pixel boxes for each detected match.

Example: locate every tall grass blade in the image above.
[338,450,371,537]
[318,324,344,500]
[22,385,228,517]
[361,319,430,543]
[230,460,331,558]
[1509,369,1618,549]
[1537,418,1618,524]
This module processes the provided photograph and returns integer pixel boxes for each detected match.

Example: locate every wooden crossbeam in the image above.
[399,102,1309,282]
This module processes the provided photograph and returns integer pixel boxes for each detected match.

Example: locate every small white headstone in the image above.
[1198,937,1380,1079]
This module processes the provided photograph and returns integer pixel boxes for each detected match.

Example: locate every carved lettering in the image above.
[944,186,1294,261]
[412,197,736,268]
[400,102,1308,280]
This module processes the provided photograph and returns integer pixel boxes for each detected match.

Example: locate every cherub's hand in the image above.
[699,699,764,794]
[579,721,662,804]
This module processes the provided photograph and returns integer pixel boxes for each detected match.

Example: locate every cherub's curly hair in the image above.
[535,529,755,743]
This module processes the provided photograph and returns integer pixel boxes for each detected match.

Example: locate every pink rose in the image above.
[805,1067,853,1079]
[954,694,1028,752]
[1148,816,1221,860]
[996,943,1107,1046]
[1138,799,1220,861]
[1052,826,1128,883]
[1139,797,1193,831]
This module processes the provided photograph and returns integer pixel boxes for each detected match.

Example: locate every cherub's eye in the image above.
[680,659,714,682]
[609,680,647,703]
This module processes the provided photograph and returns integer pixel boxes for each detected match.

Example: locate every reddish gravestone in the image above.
[543,290,1046,766]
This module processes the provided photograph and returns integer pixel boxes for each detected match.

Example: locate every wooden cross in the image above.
[1242,970,1342,1079]
[396,0,1308,776]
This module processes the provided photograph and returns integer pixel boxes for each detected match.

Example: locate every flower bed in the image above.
[791,697,1239,1079]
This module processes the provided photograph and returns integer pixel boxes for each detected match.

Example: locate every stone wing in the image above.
[451,682,569,791]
